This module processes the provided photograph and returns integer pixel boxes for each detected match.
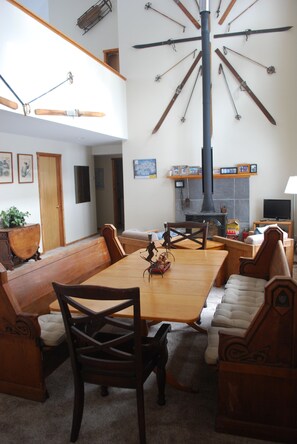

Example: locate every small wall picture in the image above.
[220,167,238,175]
[237,164,250,174]
[0,151,13,184]
[18,154,33,183]
[250,164,257,174]
[133,159,157,179]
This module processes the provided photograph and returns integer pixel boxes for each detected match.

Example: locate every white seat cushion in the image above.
[121,229,158,241]
[211,302,259,329]
[222,287,265,307]
[204,326,246,365]
[38,313,66,347]
[225,274,267,292]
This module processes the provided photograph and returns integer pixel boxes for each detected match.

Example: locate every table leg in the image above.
[166,371,199,393]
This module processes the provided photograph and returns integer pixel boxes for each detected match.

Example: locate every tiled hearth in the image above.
[175,177,250,235]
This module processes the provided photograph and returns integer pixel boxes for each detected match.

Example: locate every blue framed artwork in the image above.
[133,159,157,179]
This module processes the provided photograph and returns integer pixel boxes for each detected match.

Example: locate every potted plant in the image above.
[0,206,30,228]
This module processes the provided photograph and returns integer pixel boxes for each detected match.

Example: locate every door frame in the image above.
[37,152,65,251]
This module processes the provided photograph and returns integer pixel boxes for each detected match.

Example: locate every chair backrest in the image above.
[164,221,209,250]
[52,282,143,381]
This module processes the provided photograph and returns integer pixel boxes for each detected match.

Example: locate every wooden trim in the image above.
[7,0,126,81]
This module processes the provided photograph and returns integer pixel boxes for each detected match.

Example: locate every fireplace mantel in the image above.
[168,173,256,180]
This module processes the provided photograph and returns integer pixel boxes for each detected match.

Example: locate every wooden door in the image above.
[37,153,65,252]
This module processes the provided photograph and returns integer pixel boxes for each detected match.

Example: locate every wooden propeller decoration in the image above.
[34,109,105,117]
[0,96,18,110]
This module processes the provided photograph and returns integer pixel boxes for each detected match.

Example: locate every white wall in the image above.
[5,0,297,236]
[1,1,127,141]
[0,131,97,247]
[16,0,119,61]
[117,0,297,231]
[0,0,127,247]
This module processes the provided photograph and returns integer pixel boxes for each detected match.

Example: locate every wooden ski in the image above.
[0,96,18,110]
[34,109,105,117]
[172,0,201,30]
[133,26,292,49]
[215,48,276,125]
[214,26,292,40]
[218,0,237,25]
[152,51,202,134]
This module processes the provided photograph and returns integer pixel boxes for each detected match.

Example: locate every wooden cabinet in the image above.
[253,220,293,238]
[0,224,41,270]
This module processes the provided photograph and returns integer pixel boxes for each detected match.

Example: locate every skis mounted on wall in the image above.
[218,0,237,25]
[215,48,276,125]
[152,51,202,134]
[172,0,201,30]
[214,26,292,41]
[133,26,292,49]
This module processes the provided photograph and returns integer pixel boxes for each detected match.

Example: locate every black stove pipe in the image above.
[200,1,215,213]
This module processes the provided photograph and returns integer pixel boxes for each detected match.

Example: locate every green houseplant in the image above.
[0,206,30,228]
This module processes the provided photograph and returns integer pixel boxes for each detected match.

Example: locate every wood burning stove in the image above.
[186,213,228,238]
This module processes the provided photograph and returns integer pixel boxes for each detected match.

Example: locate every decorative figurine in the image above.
[141,233,171,278]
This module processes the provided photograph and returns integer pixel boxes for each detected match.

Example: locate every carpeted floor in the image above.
[0,285,278,444]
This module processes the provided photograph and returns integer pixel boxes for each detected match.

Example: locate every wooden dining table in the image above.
[50,248,227,325]
[50,248,227,391]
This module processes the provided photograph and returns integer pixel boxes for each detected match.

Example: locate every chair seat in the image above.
[38,313,66,347]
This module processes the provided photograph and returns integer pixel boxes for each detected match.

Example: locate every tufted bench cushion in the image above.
[204,326,246,365]
[38,313,66,347]
[222,287,265,307]
[205,275,267,364]
[211,302,260,329]
[225,274,267,292]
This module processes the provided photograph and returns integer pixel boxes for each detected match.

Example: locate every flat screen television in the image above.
[263,199,291,220]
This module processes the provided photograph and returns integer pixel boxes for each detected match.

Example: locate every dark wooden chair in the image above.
[52,282,171,443]
[163,221,209,250]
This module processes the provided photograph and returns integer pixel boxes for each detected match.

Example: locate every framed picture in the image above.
[133,159,157,179]
[220,167,238,175]
[0,151,13,184]
[250,164,257,174]
[17,154,33,183]
[237,164,250,174]
[188,166,200,175]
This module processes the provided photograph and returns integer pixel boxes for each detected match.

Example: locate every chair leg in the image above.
[70,379,85,443]
[156,346,168,406]
[136,384,146,444]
